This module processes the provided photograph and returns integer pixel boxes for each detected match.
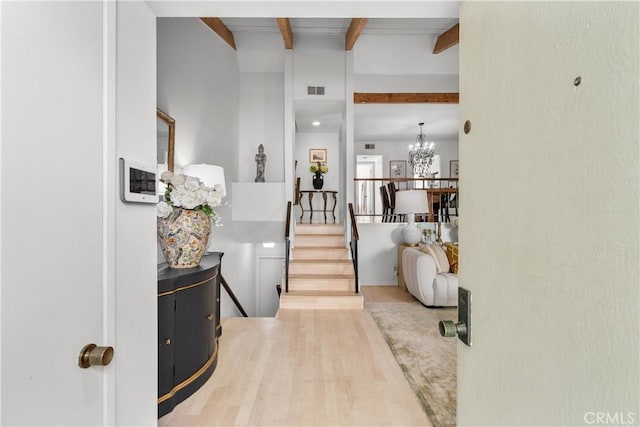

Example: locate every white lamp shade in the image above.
[183,164,226,197]
[394,190,429,214]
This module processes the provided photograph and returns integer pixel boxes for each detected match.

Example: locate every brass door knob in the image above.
[78,344,114,368]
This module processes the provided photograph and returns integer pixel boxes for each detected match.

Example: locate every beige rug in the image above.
[366,301,457,427]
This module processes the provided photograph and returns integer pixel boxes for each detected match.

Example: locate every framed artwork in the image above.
[389,160,406,178]
[309,148,327,163]
[450,160,459,178]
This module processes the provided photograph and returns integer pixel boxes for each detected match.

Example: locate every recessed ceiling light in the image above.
[312,121,321,126]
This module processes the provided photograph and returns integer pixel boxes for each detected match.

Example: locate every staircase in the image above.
[279,223,364,310]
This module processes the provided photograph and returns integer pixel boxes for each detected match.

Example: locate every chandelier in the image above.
[408,122,435,178]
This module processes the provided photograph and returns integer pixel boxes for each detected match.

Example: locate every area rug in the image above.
[366,301,457,427]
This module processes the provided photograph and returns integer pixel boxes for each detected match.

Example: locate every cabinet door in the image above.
[174,277,216,384]
[158,294,175,398]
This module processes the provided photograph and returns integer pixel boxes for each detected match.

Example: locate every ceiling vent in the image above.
[365,143,376,150]
[307,86,325,96]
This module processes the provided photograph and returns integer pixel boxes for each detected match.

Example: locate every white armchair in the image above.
[402,247,458,307]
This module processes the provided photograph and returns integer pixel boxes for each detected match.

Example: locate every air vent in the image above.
[306,86,325,96]
[365,143,376,150]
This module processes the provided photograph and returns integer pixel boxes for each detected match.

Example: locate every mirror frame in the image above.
[157,108,175,172]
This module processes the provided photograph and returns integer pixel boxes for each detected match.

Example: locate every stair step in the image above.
[295,223,343,235]
[289,260,354,275]
[292,246,350,260]
[295,234,344,247]
[279,291,364,310]
[288,275,355,291]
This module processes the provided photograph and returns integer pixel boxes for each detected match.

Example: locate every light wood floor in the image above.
[159,286,430,426]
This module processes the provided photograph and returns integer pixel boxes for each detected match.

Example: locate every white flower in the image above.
[207,192,222,207]
[184,176,201,192]
[171,174,186,186]
[180,194,199,209]
[157,173,224,222]
[160,170,174,183]
[156,201,172,218]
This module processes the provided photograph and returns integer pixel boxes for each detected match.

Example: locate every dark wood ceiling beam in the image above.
[200,18,236,50]
[276,18,293,50]
[345,18,368,51]
[354,93,459,104]
[433,23,459,54]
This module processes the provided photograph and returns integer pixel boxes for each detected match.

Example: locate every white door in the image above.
[458,2,639,425]
[1,2,114,424]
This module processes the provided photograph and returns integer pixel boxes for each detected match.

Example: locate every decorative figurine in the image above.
[255,144,266,183]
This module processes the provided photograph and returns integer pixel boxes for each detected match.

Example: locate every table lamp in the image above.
[395,189,429,245]
[183,164,226,197]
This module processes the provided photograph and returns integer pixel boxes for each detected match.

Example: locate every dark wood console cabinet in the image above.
[157,253,222,418]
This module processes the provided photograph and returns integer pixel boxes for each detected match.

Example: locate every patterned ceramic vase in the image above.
[157,208,211,268]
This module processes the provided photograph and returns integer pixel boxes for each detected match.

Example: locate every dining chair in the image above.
[386,182,404,222]
[379,186,392,223]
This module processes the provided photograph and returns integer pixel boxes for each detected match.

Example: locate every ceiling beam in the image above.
[354,93,459,104]
[200,18,236,50]
[276,18,293,50]
[345,18,368,51]
[433,23,459,54]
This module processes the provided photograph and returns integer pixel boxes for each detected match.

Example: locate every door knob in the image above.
[78,343,114,368]
[438,287,472,346]
[439,320,467,338]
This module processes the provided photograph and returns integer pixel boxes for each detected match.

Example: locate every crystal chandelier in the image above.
[408,122,435,177]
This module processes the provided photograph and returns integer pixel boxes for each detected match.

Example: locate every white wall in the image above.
[356,139,459,179]
[238,72,284,182]
[295,132,341,221]
[459,2,639,425]
[293,34,345,101]
[354,34,459,76]
[115,3,158,425]
[157,18,261,317]
[157,19,288,318]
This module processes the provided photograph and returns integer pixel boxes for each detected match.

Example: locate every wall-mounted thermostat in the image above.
[119,158,158,204]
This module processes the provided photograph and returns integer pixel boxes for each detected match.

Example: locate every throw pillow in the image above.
[418,243,450,273]
[444,242,459,274]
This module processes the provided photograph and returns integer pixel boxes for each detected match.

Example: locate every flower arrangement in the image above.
[156,171,224,226]
[310,162,328,174]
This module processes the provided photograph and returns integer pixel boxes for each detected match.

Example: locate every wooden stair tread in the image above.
[290,259,352,264]
[289,273,354,279]
[293,246,346,250]
[296,233,344,237]
[282,290,361,297]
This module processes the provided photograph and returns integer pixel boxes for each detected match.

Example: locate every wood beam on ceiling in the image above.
[345,18,368,51]
[353,93,459,104]
[276,18,293,50]
[200,18,236,50]
[433,23,459,54]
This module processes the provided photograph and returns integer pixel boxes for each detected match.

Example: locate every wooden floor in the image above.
[159,286,430,426]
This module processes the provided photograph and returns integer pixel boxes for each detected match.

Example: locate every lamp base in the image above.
[402,223,422,246]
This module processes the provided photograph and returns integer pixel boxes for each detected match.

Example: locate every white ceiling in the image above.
[225,17,460,143]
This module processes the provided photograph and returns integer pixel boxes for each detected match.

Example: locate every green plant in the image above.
[309,163,328,174]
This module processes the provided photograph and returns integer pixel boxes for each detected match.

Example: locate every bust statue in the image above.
[255,144,266,183]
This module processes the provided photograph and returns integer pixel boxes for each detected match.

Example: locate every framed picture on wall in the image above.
[390,160,406,178]
[450,160,459,178]
[309,148,327,163]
